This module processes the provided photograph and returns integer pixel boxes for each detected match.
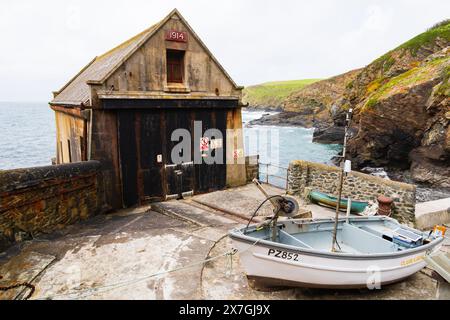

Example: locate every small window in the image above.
[166,50,185,83]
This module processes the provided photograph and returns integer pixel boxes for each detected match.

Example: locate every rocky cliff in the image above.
[246,70,359,132]
[245,20,450,188]
[284,69,361,128]
[340,21,450,188]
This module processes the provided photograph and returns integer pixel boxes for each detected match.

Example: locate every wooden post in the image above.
[252,178,278,208]
[272,216,278,242]
[252,178,280,242]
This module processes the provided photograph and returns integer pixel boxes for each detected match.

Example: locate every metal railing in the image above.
[259,162,290,192]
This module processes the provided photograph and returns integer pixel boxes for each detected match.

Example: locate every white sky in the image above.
[0,0,449,102]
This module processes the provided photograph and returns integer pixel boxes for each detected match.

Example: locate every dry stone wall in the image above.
[0,161,103,251]
[288,160,416,225]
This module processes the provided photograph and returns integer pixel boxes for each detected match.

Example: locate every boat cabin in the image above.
[50,9,246,210]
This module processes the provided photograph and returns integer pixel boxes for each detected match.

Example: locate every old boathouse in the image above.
[50,9,246,210]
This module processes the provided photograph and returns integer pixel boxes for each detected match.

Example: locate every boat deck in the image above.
[292,230,361,254]
[243,217,434,256]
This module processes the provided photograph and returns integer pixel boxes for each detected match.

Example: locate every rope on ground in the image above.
[36,238,260,300]
[0,282,35,300]
[198,233,235,295]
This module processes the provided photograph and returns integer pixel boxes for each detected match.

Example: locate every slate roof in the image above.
[51,23,159,106]
[51,9,240,106]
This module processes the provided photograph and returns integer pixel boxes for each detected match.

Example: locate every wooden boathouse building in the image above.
[50,9,246,210]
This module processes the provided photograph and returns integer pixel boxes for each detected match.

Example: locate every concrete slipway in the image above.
[0,184,449,300]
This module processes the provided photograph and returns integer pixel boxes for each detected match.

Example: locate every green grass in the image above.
[399,20,450,56]
[372,20,450,72]
[243,79,321,106]
[362,56,450,111]
[436,64,450,97]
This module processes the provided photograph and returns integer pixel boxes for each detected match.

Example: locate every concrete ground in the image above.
[0,184,449,300]
[415,197,450,230]
[191,183,339,220]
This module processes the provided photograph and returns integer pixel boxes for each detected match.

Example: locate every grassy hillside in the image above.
[363,55,450,111]
[342,19,450,187]
[243,79,321,109]
[345,19,450,107]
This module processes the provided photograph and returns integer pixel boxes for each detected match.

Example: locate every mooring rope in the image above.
[0,281,35,300]
[36,237,261,300]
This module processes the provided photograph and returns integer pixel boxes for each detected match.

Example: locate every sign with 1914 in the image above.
[166,30,188,42]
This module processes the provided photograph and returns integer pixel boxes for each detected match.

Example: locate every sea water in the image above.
[0,102,56,170]
[0,104,342,183]
[242,110,342,187]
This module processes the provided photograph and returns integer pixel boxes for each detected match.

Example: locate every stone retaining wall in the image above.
[288,160,416,226]
[245,155,259,183]
[0,161,103,251]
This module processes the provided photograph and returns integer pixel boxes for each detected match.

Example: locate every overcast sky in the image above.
[0,0,448,102]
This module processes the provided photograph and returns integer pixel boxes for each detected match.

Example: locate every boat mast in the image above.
[331,109,353,252]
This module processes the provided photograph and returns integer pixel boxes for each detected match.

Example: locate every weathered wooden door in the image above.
[139,111,164,202]
[118,110,165,207]
[164,109,194,199]
[118,111,139,207]
[193,109,227,194]
[118,107,228,207]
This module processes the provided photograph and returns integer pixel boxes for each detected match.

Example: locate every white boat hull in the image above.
[230,217,444,289]
[233,239,441,288]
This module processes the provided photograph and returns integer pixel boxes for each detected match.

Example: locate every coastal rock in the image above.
[410,151,450,188]
[312,126,345,144]
[245,21,450,189]
[283,70,361,127]
[346,49,450,187]
[247,112,315,127]
[347,79,440,168]
[360,167,391,180]
[246,70,360,129]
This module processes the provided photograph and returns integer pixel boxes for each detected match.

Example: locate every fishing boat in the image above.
[309,190,369,214]
[230,216,444,288]
[230,109,444,289]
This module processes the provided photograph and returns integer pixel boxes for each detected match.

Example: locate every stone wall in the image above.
[0,161,102,251]
[245,155,259,183]
[288,160,416,226]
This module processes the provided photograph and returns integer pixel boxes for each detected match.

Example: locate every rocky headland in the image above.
[245,20,450,193]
